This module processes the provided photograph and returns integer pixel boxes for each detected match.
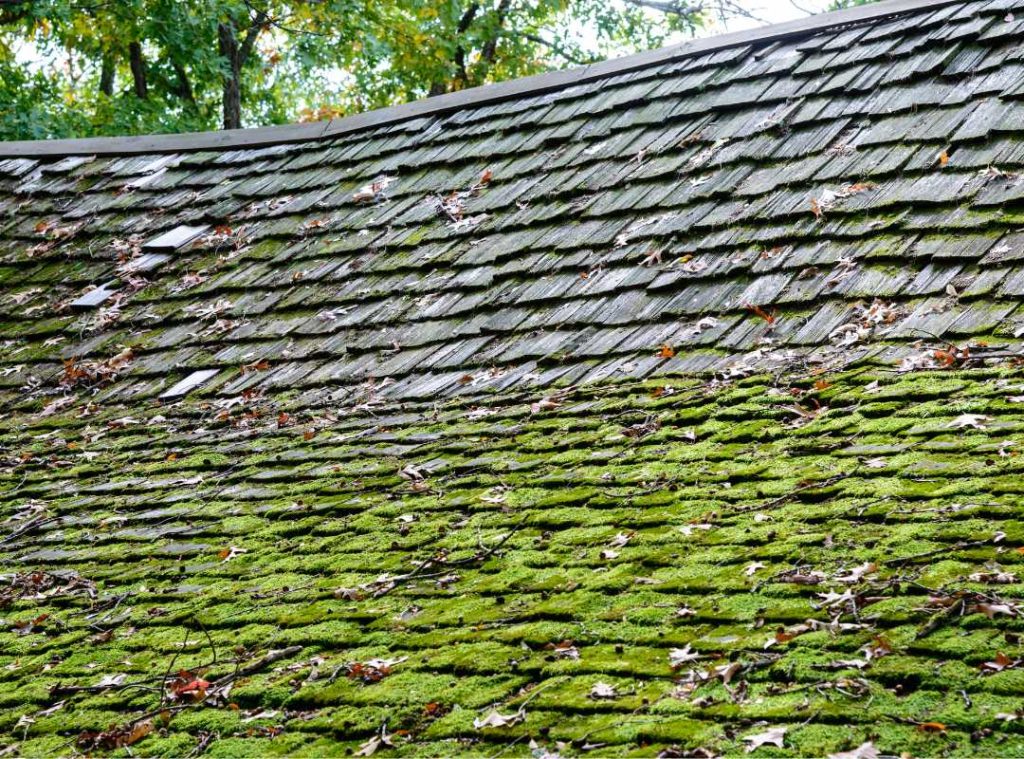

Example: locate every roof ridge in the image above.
[0,0,962,158]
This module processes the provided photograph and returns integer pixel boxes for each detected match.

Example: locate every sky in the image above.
[697,0,834,35]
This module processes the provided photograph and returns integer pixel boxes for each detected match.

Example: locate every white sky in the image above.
[707,0,834,32]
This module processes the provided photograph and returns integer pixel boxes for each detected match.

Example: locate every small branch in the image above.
[884,539,991,567]
[731,474,849,514]
[374,517,527,597]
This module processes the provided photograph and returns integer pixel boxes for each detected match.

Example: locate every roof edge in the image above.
[0,0,960,159]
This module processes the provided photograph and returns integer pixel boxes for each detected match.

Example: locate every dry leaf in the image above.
[981,651,1019,674]
[834,562,876,584]
[947,413,988,430]
[829,741,879,759]
[668,644,701,668]
[473,708,525,729]
[590,682,617,699]
[743,726,786,752]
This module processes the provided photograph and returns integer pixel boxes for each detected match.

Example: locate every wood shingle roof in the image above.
[4,0,1024,755]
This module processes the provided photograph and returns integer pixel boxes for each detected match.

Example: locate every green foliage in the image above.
[0,0,707,140]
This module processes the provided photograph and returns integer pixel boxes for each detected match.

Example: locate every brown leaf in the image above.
[937,149,949,168]
[658,344,675,359]
[744,303,777,325]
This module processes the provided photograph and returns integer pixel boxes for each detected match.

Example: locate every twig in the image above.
[0,514,60,547]
[159,629,191,711]
[884,539,990,567]
[374,517,527,597]
[730,474,849,514]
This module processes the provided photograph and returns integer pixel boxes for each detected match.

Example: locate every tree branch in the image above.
[238,7,269,67]
[128,41,147,98]
[453,2,480,85]
[171,61,195,103]
[480,0,511,66]
[523,33,595,66]
[99,52,115,96]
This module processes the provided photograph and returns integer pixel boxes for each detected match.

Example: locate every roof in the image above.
[5,0,1024,755]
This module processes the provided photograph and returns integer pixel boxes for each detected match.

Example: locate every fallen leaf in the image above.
[590,682,617,699]
[218,546,247,562]
[744,303,776,325]
[834,562,876,584]
[355,736,381,756]
[937,149,949,168]
[609,531,634,548]
[829,741,880,759]
[531,396,561,414]
[668,644,701,668]
[473,708,525,729]
[658,344,675,359]
[981,651,1019,674]
[744,561,765,577]
[947,413,988,430]
[96,673,127,688]
[743,726,786,752]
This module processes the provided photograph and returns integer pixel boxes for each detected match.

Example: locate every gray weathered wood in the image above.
[159,369,220,399]
[0,0,961,158]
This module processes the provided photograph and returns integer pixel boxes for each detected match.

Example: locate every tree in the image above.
[0,0,747,141]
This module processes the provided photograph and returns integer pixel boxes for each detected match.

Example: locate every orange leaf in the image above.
[303,429,315,441]
[479,169,493,185]
[745,303,777,325]
[937,150,949,168]
[846,181,876,193]
[125,720,154,746]
[658,344,675,359]
[917,722,947,733]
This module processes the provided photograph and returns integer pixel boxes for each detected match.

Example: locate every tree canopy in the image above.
[0,0,735,140]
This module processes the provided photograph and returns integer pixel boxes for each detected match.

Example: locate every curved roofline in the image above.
[0,0,958,158]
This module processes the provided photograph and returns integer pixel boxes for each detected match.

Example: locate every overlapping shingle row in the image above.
[2,0,1024,409]
[5,0,1024,755]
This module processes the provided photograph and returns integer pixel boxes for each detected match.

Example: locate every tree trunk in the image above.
[99,53,115,96]
[172,61,195,104]
[219,21,242,130]
[128,42,147,98]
